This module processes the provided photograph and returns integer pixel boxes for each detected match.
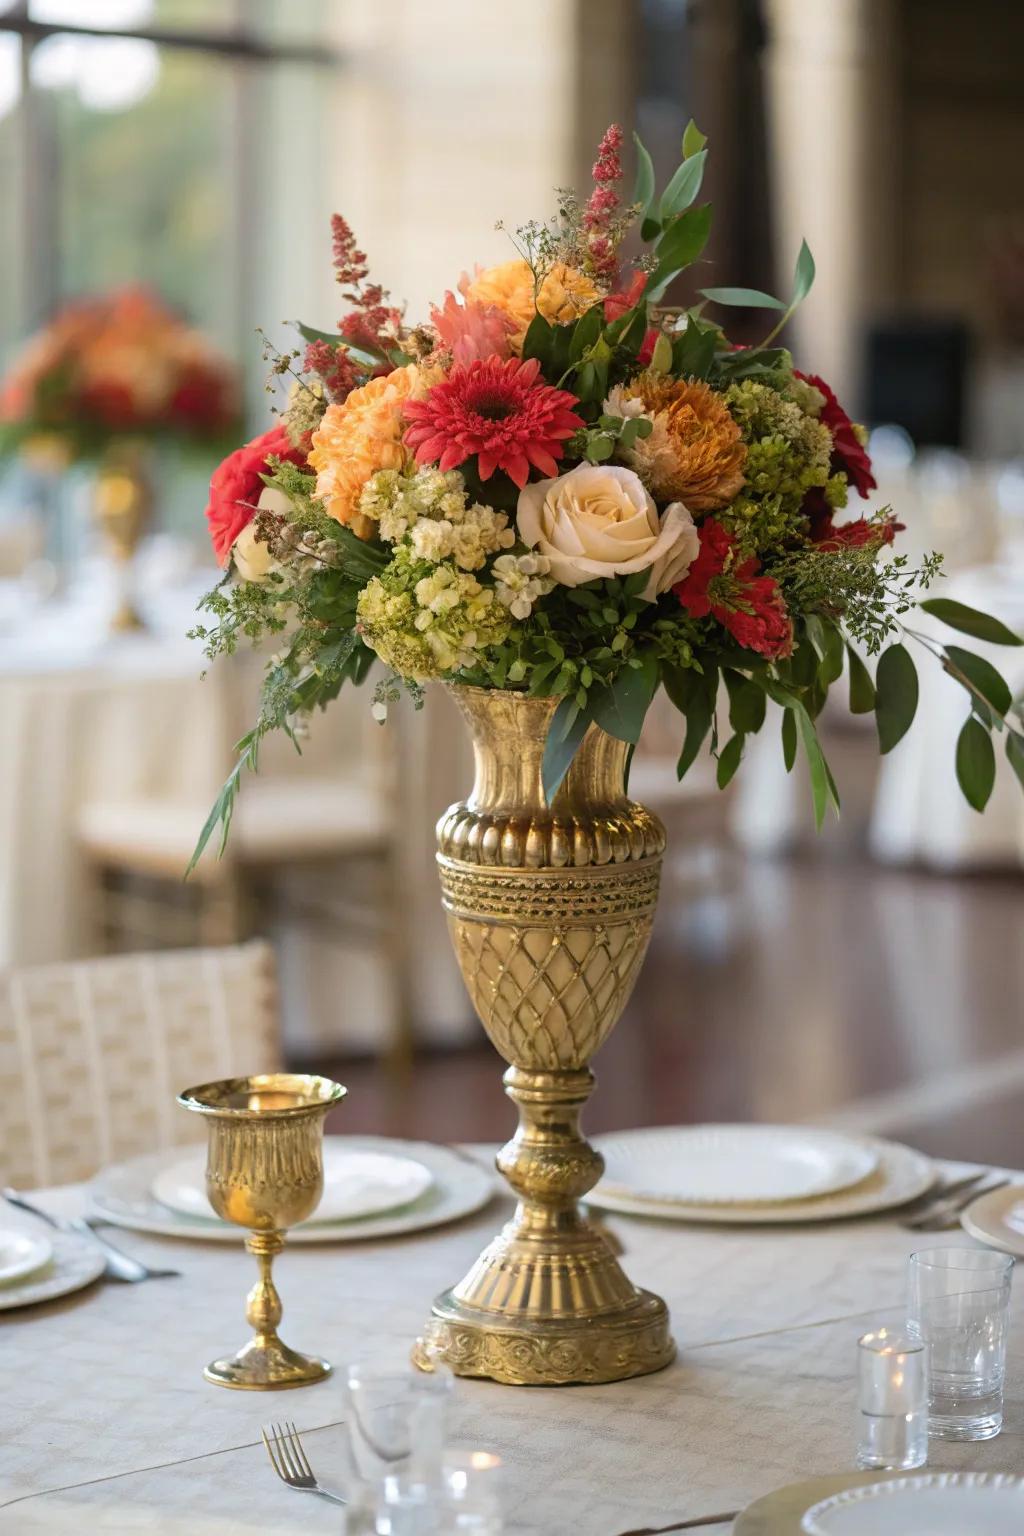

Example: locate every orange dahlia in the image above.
[607,377,747,512]
[308,362,440,536]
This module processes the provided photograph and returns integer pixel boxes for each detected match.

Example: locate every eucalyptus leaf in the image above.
[542,696,591,804]
[681,118,707,159]
[875,643,919,754]
[632,131,656,212]
[920,598,1023,647]
[724,672,766,734]
[1007,732,1024,793]
[590,654,659,744]
[791,238,816,303]
[781,707,797,771]
[676,667,718,779]
[699,286,787,311]
[956,716,996,812]
[716,732,745,789]
[847,647,876,714]
[943,645,1013,718]
[658,149,707,223]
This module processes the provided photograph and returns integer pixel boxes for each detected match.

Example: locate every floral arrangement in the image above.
[193,123,1023,860]
[0,287,240,463]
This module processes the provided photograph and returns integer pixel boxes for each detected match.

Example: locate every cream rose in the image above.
[516,464,698,599]
[230,486,290,584]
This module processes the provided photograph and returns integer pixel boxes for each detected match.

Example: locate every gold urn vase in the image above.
[419,685,675,1386]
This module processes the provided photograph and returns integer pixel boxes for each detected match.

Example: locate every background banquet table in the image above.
[2,1158,1022,1535]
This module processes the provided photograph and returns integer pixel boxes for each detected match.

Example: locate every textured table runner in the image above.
[1,1164,1022,1533]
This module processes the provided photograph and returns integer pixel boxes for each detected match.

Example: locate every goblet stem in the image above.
[246,1231,285,1345]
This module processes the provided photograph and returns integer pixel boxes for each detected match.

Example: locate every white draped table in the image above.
[2,1157,1023,1534]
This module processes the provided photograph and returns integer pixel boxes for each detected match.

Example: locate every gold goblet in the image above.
[178,1073,346,1390]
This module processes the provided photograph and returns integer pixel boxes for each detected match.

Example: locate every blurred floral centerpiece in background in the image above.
[0,287,240,627]
[195,122,1024,843]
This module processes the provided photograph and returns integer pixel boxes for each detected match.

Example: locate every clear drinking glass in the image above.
[344,1352,454,1484]
[908,1247,1014,1440]
[344,1450,504,1535]
[856,1327,928,1470]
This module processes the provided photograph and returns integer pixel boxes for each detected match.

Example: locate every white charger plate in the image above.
[91,1137,495,1244]
[152,1144,434,1225]
[961,1182,1024,1255]
[0,1231,105,1311]
[802,1473,1024,1534]
[0,1227,52,1285]
[593,1125,880,1207]
[588,1133,933,1225]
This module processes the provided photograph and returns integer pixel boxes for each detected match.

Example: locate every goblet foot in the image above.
[416,1286,674,1387]
[204,1336,331,1391]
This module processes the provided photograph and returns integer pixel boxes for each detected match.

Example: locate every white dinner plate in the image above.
[0,1231,105,1311]
[91,1137,495,1244]
[801,1473,1024,1534]
[593,1125,880,1206]
[0,1227,52,1285]
[587,1133,933,1225]
[151,1144,434,1225]
[961,1182,1024,1255]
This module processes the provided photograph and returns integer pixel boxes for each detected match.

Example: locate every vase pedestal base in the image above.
[416,1222,675,1385]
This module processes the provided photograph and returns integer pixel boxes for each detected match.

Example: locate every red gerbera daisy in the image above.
[673,518,794,659]
[402,355,584,489]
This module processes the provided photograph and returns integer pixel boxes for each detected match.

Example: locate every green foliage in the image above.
[875,643,919,753]
[847,647,876,714]
[956,716,996,812]
[919,598,1023,647]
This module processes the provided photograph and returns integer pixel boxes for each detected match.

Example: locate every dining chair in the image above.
[0,940,281,1189]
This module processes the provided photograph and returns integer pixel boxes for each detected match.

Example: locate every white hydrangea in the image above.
[492,551,556,620]
[361,466,514,571]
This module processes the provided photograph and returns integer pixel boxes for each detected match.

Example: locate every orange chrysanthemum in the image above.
[608,376,747,512]
[308,362,440,537]
[461,259,601,349]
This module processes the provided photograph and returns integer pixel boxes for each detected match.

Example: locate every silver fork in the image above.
[2,1189,179,1283]
[262,1421,346,1507]
[903,1178,1010,1232]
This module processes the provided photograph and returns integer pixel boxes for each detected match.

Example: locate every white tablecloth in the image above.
[1,1157,1022,1534]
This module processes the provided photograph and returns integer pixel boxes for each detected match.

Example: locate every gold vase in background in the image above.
[93,444,151,632]
[417,686,675,1386]
[178,1073,346,1390]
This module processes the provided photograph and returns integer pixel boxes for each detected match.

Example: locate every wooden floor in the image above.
[310,844,1024,1168]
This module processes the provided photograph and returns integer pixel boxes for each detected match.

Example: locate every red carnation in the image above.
[799,371,876,498]
[816,514,904,551]
[403,355,584,489]
[205,424,306,566]
[673,518,794,659]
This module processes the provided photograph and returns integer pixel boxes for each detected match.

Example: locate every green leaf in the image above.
[1007,732,1024,793]
[791,238,816,303]
[590,654,659,745]
[919,597,1023,647]
[716,732,745,789]
[681,118,707,159]
[795,704,839,829]
[662,662,699,715]
[658,149,707,222]
[568,303,604,363]
[646,205,713,301]
[724,670,767,734]
[818,623,845,686]
[542,696,591,804]
[295,321,383,370]
[956,716,996,813]
[847,647,876,714]
[520,311,554,368]
[672,321,718,381]
[699,285,787,310]
[943,645,1013,720]
[632,131,656,214]
[781,707,797,771]
[875,643,919,753]
[676,666,718,779]
[329,522,389,581]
